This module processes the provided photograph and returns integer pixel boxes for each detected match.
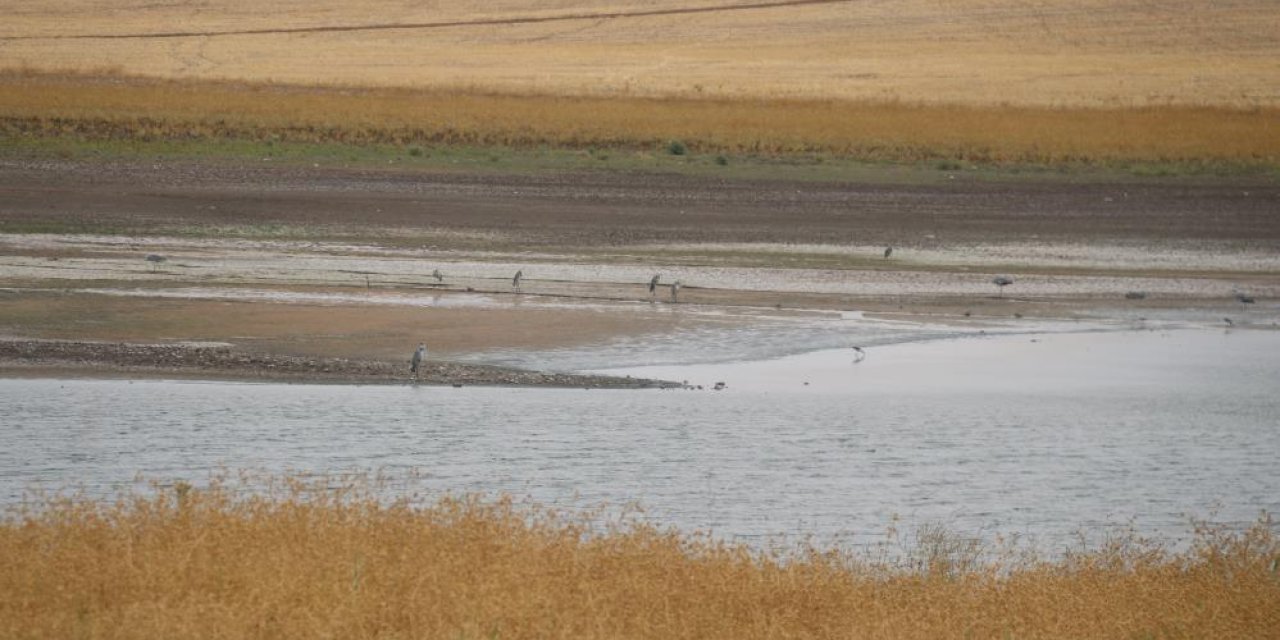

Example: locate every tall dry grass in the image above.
[2,71,1277,167]
[2,474,1277,639]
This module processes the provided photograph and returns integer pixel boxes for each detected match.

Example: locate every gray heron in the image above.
[670,280,682,303]
[851,346,866,363]
[512,269,523,289]
[432,269,444,283]
[145,254,166,271]
[410,343,427,380]
[883,246,893,259]
[649,274,661,299]
[1235,291,1256,304]
[992,275,1014,297]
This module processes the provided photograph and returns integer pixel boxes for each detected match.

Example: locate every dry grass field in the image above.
[3,70,1276,167]
[2,1,1278,167]
[2,477,1277,640]
[2,0,1277,106]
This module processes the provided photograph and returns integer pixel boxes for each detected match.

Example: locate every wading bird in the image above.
[649,274,661,299]
[883,246,893,259]
[1235,291,1256,304]
[145,254,166,271]
[410,343,427,380]
[432,269,443,283]
[670,280,682,303]
[992,275,1014,297]
[851,346,866,363]
[512,270,523,289]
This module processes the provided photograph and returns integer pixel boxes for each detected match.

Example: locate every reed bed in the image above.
[2,475,1277,639]
[2,71,1277,168]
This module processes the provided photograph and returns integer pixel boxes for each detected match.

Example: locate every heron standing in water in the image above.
[670,280,682,303]
[512,269,523,289]
[649,274,661,300]
[145,254,167,271]
[432,269,444,283]
[851,346,866,363]
[410,343,427,380]
[883,246,893,259]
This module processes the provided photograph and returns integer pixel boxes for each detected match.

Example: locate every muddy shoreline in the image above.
[0,339,677,388]
[2,158,1276,384]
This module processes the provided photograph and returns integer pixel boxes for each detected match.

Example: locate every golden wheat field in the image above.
[1,477,1277,640]
[2,0,1278,107]
[3,1,1279,166]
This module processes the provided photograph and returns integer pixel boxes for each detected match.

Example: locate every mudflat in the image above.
[2,158,1277,384]
[3,159,1277,249]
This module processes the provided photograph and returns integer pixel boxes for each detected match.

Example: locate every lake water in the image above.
[1,327,1277,553]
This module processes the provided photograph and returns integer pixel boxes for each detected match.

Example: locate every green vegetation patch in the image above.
[4,132,1275,186]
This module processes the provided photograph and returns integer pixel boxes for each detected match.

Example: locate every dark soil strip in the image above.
[0,340,676,388]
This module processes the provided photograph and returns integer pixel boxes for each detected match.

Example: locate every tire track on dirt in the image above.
[1,0,855,41]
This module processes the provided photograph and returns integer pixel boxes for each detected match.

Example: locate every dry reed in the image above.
[2,474,1277,639]
[3,71,1276,168]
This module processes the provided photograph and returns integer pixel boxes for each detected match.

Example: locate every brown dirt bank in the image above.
[0,339,675,388]
[2,158,1278,250]
[0,288,687,361]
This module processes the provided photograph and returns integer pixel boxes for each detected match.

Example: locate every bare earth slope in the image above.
[3,159,1278,250]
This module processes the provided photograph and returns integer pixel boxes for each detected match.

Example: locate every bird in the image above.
[512,269,523,289]
[883,246,893,259]
[851,346,866,363]
[992,275,1014,297]
[1224,317,1234,327]
[145,254,166,271]
[432,269,444,283]
[648,274,661,298]
[670,280,682,303]
[409,343,427,380]
[1235,291,1256,304]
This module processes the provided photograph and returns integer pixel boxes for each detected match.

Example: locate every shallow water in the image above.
[2,328,1277,552]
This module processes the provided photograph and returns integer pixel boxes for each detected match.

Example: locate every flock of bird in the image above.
[140,247,1261,313]
[134,249,1262,381]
